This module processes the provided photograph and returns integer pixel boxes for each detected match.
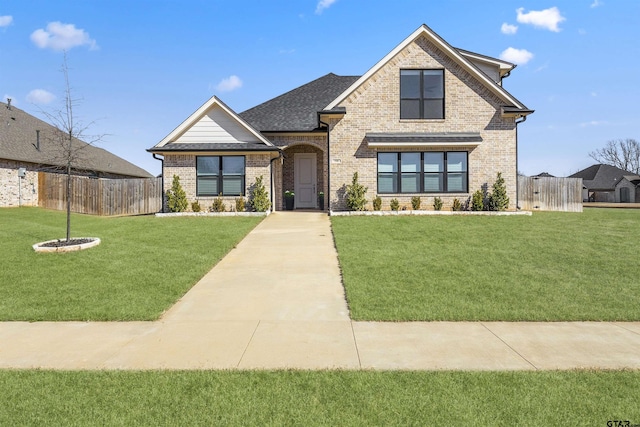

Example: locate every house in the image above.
[1,100,153,207]
[569,164,640,203]
[148,24,533,212]
[533,172,555,178]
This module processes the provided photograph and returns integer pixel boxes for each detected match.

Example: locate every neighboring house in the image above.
[148,24,533,212]
[533,172,555,178]
[569,164,640,203]
[1,100,153,207]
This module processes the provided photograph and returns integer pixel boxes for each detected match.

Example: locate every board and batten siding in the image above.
[174,106,259,144]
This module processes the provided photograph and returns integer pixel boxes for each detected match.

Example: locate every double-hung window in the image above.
[196,156,245,196]
[377,151,467,194]
[400,69,444,119]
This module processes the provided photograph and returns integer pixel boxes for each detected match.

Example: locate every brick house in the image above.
[148,24,533,212]
[1,100,153,208]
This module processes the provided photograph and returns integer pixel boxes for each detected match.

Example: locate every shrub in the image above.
[390,198,400,211]
[372,196,382,211]
[250,175,271,212]
[471,189,485,211]
[191,200,202,212]
[211,194,226,212]
[345,172,368,211]
[411,196,421,210]
[488,172,509,211]
[166,175,188,213]
[452,198,462,211]
[235,197,245,212]
[433,197,443,211]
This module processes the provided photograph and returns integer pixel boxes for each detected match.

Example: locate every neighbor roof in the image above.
[569,164,634,190]
[239,73,359,132]
[1,101,153,178]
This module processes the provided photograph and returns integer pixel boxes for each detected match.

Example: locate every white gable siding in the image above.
[174,105,260,144]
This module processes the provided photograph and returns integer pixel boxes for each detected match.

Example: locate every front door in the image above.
[294,153,317,208]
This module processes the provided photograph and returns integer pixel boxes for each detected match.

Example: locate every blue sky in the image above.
[2,0,639,177]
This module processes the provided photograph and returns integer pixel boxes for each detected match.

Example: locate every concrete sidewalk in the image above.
[1,212,640,370]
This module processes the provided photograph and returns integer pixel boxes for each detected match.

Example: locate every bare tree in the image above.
[41,53,103,242]
[589,139,640,174]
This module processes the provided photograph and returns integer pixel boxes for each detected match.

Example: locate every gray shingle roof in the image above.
[1,101,152,178]
[569,164,633,190]
[239,73,360,132]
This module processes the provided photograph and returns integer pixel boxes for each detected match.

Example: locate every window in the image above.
[377,152,467,194]
[400,69,444,119]
[196,156,245,196]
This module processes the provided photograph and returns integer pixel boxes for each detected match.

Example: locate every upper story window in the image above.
[196,156,245,196]
[400,69,444,119]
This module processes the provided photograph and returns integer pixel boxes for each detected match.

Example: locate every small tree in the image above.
[166,175,188,212]
[488,172,509,211]
[433,197,443,211]
[250,175,271,212]
[345,172,367,211]
[372,196,382,211]
[411,196,421,210]
[471,190,485,211]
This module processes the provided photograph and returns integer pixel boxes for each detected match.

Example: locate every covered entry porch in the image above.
[274,143,327,211]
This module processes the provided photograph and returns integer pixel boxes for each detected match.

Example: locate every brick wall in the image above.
[0,159,39,207]
[328,35,518,211]
[163,153,272,212]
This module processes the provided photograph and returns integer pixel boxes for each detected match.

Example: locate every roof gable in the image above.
[153,96,275,149]
[0,101,152,178]
[569,164,635,190]
[325,24,530,114]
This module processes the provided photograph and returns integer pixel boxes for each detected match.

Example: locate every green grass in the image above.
[0,207,262,321]
[0,370,637,426]
[332,209,640,321]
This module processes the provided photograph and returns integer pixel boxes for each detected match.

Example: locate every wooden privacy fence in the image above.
[518,176,583,212]
[38,172,162,216]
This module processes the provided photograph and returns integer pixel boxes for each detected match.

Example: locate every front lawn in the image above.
[332,209,639,321]
[0,370,637,426]
[0,208,262,321]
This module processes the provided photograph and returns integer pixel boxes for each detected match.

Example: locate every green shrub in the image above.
[411,196,421,210]
[250,175,271,212]
[166,175,188,213]
[284,190,294,199]
[235,197,245,212]
[211,194,226,212]
[390,198,400,211]
[345,172,368,211]
[488,172,509,211]
[471,189,485,211]
[372,196,382,211]
[452,198,462,211]
[191,200,201,212]
[433,197,443,211]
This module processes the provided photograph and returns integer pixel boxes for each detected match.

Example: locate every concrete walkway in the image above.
[1,212,640,370]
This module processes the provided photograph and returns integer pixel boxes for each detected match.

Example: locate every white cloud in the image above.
[501,23,518,35]
[499,47,534,65]
[516,7,566,32]
[315,0,337,14]
[580,120,608,127]
[26,89,56,105]
[30,22,97,51]
[215,75,243,92]
[0,15,13,27]
[590,0,603,8]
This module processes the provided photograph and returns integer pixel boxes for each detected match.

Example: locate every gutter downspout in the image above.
[319,119,330,215]
[152,153,164,212]
[270,152,283,212]
[515,115,527,209]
